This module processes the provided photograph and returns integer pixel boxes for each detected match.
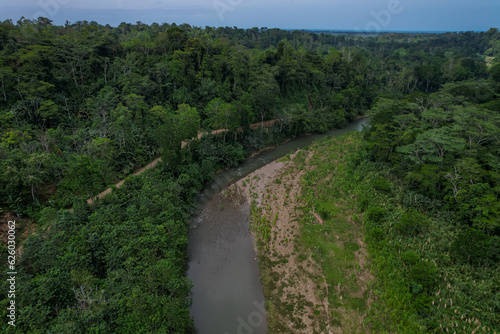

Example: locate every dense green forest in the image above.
[354,78,500,332]
[0,17,499,332]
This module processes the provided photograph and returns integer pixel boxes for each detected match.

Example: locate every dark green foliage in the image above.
[358,72,500,331]
[490,63,500,86]
[358,197,370,212]
[395,210,429,236]
[317,202,337,220]
[413,294,432,317]
[452,227,499,264]
[402,250,420,266]
[365,206,386,223]
[373,176,392,193]
[408,260,438,292]
[365,81,500,233]
[1,20,497,211]
[194,135,244,168]
[1,19,499,333]
[367,227,385,242]
[56,155,110,205]
[1,167,196,333]
[327,132,499,332]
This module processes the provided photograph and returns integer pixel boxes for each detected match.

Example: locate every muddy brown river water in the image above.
[186,118,369,333]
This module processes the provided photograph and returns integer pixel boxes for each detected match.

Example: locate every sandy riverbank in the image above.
[226,148,332,333]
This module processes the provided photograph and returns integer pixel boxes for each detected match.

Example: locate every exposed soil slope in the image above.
[228,139,374,333]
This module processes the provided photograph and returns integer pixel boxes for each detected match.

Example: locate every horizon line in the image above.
[1,14,498,34]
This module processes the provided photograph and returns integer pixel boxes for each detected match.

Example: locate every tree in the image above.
[58,155,109,204]
[452,105,500,151]
[0,65,13,102]
[165,27,188,53]
[176,104,200,150]
[4,152,51,202]
[490,63,500,90]
[86,87,119,137]
[397,127,465,170]
[250,64,279,126]
[109,103,135,149]
[155,104,199,167]
[14,80,58,126]
[204,98,240,144]
[414,64,442,93]
[124,93,148,127]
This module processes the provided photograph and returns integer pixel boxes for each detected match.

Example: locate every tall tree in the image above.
[204,98,240,144]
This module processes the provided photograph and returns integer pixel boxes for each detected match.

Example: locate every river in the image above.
[186,117,369,333]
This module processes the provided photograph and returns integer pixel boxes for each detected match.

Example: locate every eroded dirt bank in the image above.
[228,149,330,333]
[227,141,374,333]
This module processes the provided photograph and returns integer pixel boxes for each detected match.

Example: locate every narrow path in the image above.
[181,119,283,148]
[90,118,283,204]
[86,157,163,205]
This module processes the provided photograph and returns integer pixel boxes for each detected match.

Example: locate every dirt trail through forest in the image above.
[86,157,163,204]
[88,118,281,204]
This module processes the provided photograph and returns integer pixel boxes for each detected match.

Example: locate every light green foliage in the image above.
[282,131,500,333]
[204,98,240,143]
[86,86,119,134]
[289,135,375,332]
[397,127,465,166]
[367,83,500,231]
[176,103,200,141]
[250,201,272,248]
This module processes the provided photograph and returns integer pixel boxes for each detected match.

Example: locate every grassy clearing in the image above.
[297,136,374,333]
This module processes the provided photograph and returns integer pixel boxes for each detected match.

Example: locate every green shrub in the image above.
[358,197,370,212]
[402,250,420,266]
[413,294,432,317]
[395,209,429,236]
[452,227,496,264]
[365,206,386,223]
[409,261,438,292]
[490,236,500,263]
[373,176,392,193]
[367,227,385,242]
[317,202,338,220]
[410,281,423,295]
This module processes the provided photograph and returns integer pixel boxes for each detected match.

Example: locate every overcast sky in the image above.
[0,0,498,31]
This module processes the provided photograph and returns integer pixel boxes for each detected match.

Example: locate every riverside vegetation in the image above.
[0,18,499,332]
[247,73,499,332]
[247,122,498,332]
